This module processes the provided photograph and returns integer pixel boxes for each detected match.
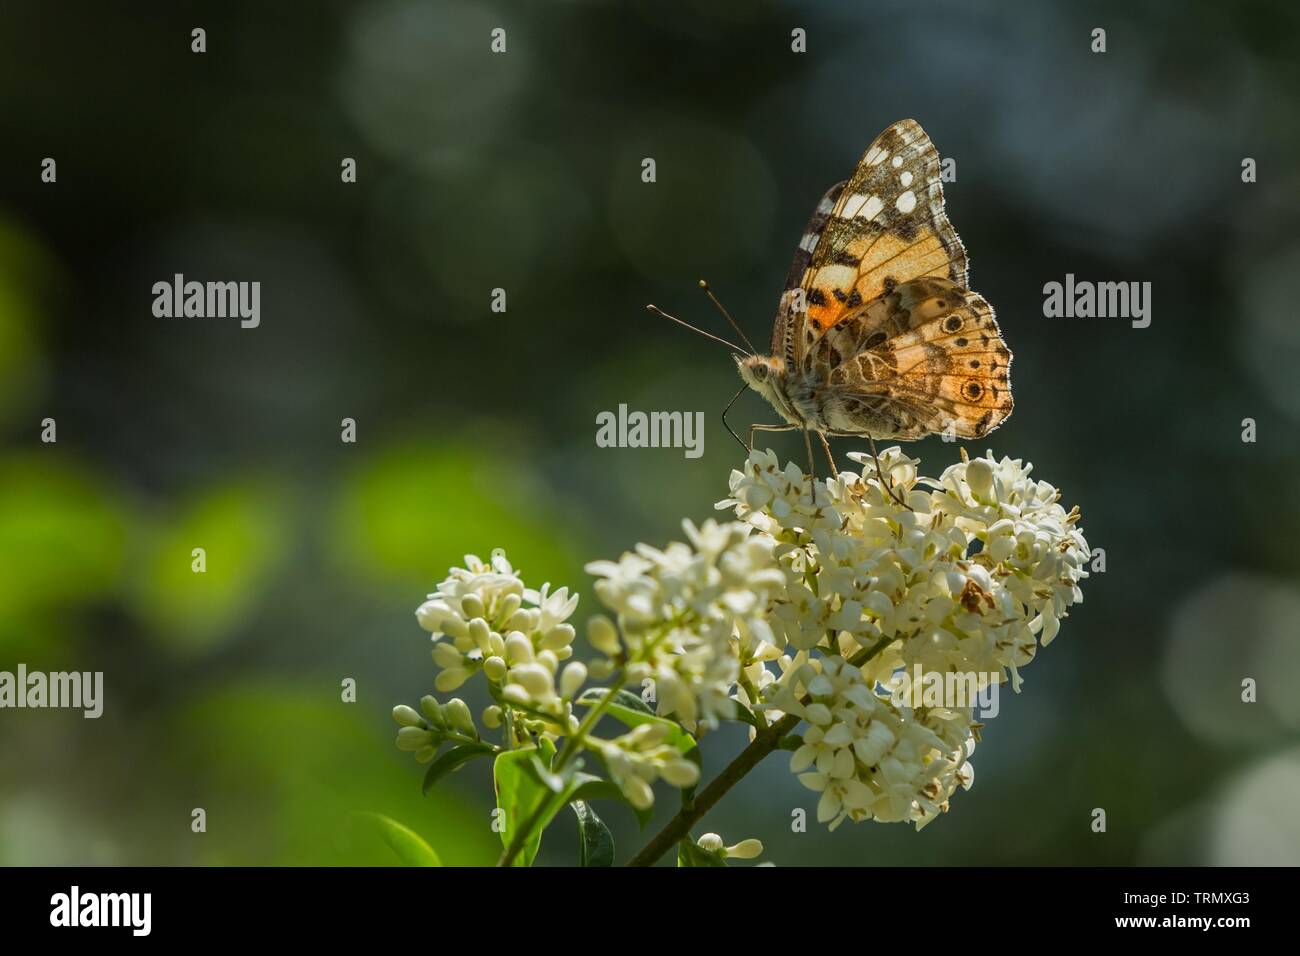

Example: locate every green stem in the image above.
[625,637,891,867]
[495,673,628,867]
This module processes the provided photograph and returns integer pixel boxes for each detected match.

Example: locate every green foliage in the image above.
[677,839,727,867]
[330,440,585,595]
[357,812,442,866]
[493,747,556,867]
[130,480,289,652]
[572,801,614,867]
[0,454,126,655]
[422,743,495,796]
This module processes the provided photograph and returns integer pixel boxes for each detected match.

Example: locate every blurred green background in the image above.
[1,0,1298,866]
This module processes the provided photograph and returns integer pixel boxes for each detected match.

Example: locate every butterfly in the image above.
[654,119,1013,480]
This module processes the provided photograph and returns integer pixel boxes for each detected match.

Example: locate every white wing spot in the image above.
[896,190,917,213]
[899,171,913,187]
[799,231,818,253]
[816,264,857,291]
[891,155,904,168]
[866,146,889,166]
[841,193,883,219]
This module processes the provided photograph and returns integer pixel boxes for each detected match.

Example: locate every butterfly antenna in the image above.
[698,279,758,355]
[645,304,749,356]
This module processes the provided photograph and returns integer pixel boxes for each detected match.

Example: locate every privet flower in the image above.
[720,447,1088,829]
[595,723,700,810]
[773,656,974,830]
[416,549,582,733]
[585,519,785,732]
[696,832,764,860]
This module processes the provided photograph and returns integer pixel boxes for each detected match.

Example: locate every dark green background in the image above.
[1,0,1297,865]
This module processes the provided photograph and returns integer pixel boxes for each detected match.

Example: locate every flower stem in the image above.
[495,673,628,867]
[625,637,890,867]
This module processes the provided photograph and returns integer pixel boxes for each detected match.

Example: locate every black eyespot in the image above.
[962,381,983,401]
[943,315,963,333]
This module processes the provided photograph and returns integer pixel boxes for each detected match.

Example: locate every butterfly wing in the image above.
[808,278,1013,440]
[772,119,968,367]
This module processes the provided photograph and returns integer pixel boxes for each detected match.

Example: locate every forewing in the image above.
[800,119,968,336]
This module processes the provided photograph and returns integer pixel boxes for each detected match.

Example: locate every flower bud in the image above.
[498,592,522,621]
[966,458,995,501]
[483,655,508,683]
[459,593,485,620]
[396,726,435,751]
[482,705,503,729]
[696,832,724,853]
[621,775,655,810]
[510,663,555,699]
[504,631,535,664]
[419,695,443,724]
[660,759,700,788]
[587,615,621,656]
[540,623,575,651]
[559,662,587,699]
[443,697,475,736]
[392,705,423,728]
[468,618,493,653]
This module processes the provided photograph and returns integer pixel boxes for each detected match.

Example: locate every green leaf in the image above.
[577,686,653,715]
[730,700,763,730]
[572,800,615,867]
[494,747,563,867]
[569,775,654,829]
[676,838,726,867]
[577,687,699,756]
[356,812,442,866]
[422,742,495,796]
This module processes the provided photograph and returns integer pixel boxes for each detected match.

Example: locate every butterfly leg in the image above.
[721,383,748,453]
[748,423,796,453]
[803,429,816,479]
[816,432,840,479]
[868,436,911,510]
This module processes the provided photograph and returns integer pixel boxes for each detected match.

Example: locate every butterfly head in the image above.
[735,354,802,425]
[736,353,785,388]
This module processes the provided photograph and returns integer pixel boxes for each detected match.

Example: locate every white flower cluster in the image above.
[585,519,786,732]
[416,549,585,737]
[398,447,1087,832]
[719,447,1089,829]
[593,722,700,810]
